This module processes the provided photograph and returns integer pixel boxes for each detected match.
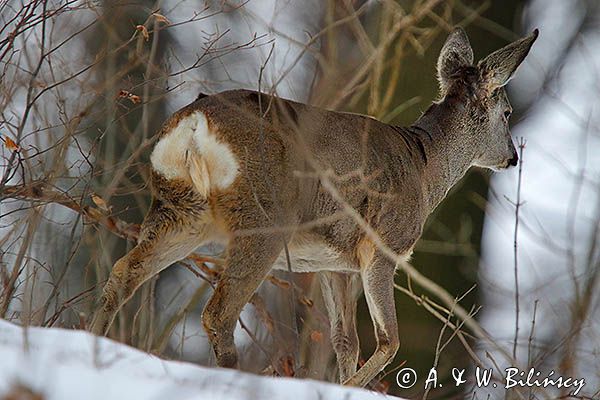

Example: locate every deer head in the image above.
[436,27,539,170]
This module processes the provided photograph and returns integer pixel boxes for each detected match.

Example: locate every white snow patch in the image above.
[0,319,401,400]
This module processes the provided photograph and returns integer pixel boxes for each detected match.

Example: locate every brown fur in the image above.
[90,28,538,387]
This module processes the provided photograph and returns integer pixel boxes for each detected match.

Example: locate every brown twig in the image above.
[1,182,140,241]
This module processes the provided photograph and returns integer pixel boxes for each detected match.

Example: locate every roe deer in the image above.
[90,27,538,387]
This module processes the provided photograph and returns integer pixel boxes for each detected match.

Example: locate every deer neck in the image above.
[412,101,476,213]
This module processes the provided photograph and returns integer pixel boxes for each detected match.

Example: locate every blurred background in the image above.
[1,0,598,398]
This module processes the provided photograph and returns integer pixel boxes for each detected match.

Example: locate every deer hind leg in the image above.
[343,251,399,387]
[202,233,283,368]
[319,271,362,383]
[90,244,149,336]
[90,210,209,336]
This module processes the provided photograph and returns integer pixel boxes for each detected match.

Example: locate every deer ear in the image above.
[437,27,474,94]
[478,29,539,91]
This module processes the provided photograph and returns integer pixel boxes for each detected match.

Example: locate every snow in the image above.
[0,319,400,400]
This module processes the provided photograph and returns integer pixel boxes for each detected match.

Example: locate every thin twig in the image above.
[511,138,526,361]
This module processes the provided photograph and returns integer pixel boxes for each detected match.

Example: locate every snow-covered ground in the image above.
[0,319,400,400]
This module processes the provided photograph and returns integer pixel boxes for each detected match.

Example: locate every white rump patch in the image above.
[150,111,239,196]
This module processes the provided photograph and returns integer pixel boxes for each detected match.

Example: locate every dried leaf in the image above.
[117,90,142,104]
[267,275,291,289]
[299,296,313,307]
[280,355,295,377]
[310,330,323,342]
[136,24,149,41]
[152,13,171,25]
[91,193,110,212]
[3,136,20,152]
[128,94,141,104]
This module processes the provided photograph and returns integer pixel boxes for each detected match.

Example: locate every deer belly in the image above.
[271,234,358,273]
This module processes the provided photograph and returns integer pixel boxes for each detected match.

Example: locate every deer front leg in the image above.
[343,253,399,387]
[202,233,283,368]
[320,271,362,382]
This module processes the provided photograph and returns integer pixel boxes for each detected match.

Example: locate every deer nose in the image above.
[508,152,519,167]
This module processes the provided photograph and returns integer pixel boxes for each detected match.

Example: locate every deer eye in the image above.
[503,110,512,121]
